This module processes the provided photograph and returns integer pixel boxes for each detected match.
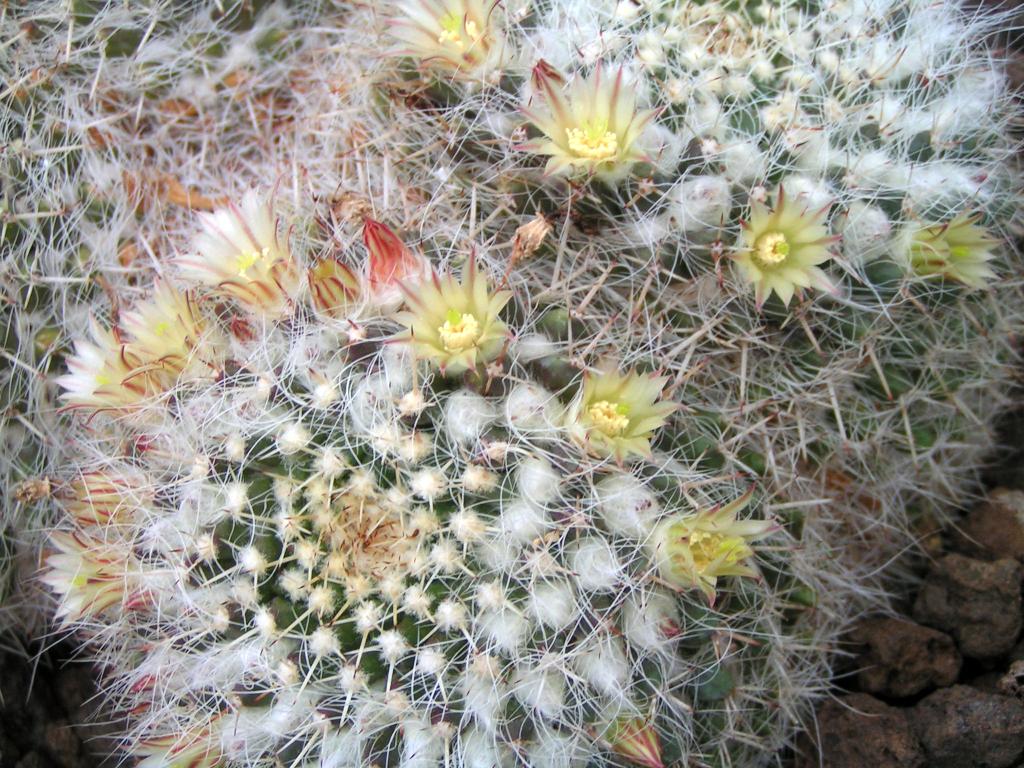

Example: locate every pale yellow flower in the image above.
[58,283,215,411]
[650,490,775,604]
[565,367,677,462]
[733,187,837,307]
[177,190,300,316]
[134,721,223,768]
[61,471,147,526]
[120,281,210,378]
[395,257,511,376]
[389,0,506,78]
[522,62,659,180]
[899,212,998,289]
[57,320,151,410]
[42,530,145,624]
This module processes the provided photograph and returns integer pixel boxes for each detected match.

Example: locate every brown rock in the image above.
[998,660,1024,700]
[952,488,1024,562]
[970,670,1006,695]
[910,685,1024,768]
[795,693,925,768]
[1010,637,1024,662]
[912,553,1022,659]
[850,617,961,698]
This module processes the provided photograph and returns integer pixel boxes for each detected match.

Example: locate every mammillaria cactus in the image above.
[1,0,1021,765]
[376,0,1024,553]
[42,201,834,767]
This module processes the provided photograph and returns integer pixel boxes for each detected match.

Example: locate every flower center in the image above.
[949,244,971,261]
[438,310,482,353]
[437,13,482,50]
[236,246,271,276]
[588,400,630,437]
[688,530,748,571]
[752,231,790,268]
[566,124,619,161]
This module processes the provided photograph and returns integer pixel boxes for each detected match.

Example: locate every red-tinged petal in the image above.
[123,589,153,611]
[605,66,624,131]
[364,219,425,296]
[531,58,564,88]
[607,717,666,768]
[660,619,682,639]
[130,674,157,694]
[230,316,256,342]
[309,258,359,317]
[531,60,573,128]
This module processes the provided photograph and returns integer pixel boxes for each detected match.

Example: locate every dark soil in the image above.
[0,640,112,768]
[791,395,1024,768]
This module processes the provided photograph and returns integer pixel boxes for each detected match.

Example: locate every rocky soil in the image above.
[797,411,1024,768]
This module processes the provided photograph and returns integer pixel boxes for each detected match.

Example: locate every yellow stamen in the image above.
[438,28,462,48]
[753,232,790,268]
[687,531,749,571]
[437,13,482,50]
[566,126,619,160]
[588,400,630,436]
[236,246,271,276]
[438,311,482,353]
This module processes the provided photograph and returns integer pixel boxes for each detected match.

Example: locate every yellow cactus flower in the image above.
[42,531,145,624]
[650,490,775,604]
[566,368,677,462]
[177,190,300,316]
[61,472,147,526]
[120,281,209,377]
[58,283,216,412]
[522,62,659,180]
[57,320,151,410]
[389,0,507,78]
[309,258,360,319]
[734,187,838,307]
[395,257,511,376]
[899,212,998,289]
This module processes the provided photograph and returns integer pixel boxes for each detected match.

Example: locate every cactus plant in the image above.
[41,204,839,767]
[0,0,1020,766]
